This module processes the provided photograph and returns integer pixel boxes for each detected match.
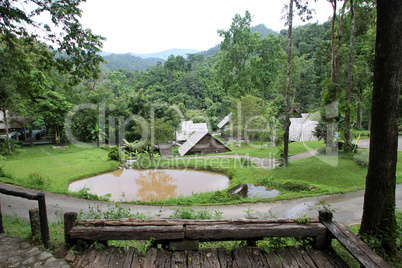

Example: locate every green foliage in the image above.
[170,207,223,220]
[353,151,369,167]
[28,171,48,189]
[317,146,332,155]
[108,145,123,161]
[73,186,111,201]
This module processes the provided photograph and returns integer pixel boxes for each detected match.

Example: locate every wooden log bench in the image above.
[64,210,391,267]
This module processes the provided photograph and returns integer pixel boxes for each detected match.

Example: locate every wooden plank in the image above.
[107,248,127,268]
[321,249,349,268]
[216,248,231,268]
[297,249,319,268]
[90,247,113,268]
[200,249,221,268]
[76,248,97,268]
[186,223,326,241]
[123,247,140,268]
[70,225,185,241]
[0,187,38,200]
[288,247,314,268]
[245,248,270,267]
[76,218,319,227]
[232,248,255,268]
[154,250,171,268]
[275,247,300,268]
[188,250,203,268]
[171,251,187,268]
[322,221,391,268]
[143,248,158,267]
[263,249,283,268]
[307,248,335,268]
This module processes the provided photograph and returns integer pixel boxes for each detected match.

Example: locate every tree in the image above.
[215,11,260,96]
[359,0,402,258]
[0,0,105,83]
[282,0,314,166]
[343,0,355,150]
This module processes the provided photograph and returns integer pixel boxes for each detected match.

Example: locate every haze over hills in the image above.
[101,24,278,72]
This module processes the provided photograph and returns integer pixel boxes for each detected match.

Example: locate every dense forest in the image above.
[1,1,378,151]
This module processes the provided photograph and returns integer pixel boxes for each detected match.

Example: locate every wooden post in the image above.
[37,193,50,249]
[0,200,4,234]
[29,208,40,241]
[64,212,77,247]
[316,210,334,249]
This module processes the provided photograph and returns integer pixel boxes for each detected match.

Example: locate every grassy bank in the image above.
[0,144,119,194]
[215,140,325,158]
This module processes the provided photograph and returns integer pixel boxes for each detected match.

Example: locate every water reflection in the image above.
[135,170,177,201]
[68,169,229,202]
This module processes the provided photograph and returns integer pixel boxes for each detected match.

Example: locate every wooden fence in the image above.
[0,188,50,249]
[64,210,390,267]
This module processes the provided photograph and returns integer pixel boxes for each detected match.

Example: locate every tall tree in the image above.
[282,0,314,166]
[0,0,105,83]
[283,0,294,166]
[359,0,402,257]
[344,0,355,150]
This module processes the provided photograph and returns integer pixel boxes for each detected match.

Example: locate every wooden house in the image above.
[178,132,231,156]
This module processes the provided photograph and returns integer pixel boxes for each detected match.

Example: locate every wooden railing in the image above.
[0,188,50,249]
[64,210,390,267]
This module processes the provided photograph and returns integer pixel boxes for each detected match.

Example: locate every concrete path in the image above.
[1,181,402,227]
[0,233,68,268]
[354,136,402,150]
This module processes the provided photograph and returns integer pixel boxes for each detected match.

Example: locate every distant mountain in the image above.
[100,25,277,71]
[102,53,165,72]
[132,48,201,60]
[252,24,278,38]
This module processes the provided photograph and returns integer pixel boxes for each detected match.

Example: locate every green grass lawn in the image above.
[1,141,401,206]
[216,140,325,158]
[0,144,119,193]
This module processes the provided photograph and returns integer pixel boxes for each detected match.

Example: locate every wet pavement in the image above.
[0,233,68,268]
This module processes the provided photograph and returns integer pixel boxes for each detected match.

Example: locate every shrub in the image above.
[317,146,332,155]
[28,172,47,189]
[108,145,122,161]
[353,151,369,167]
[240,157,253,167]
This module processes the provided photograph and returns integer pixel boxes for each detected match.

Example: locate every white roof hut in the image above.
[289,114,319,142]
[176,121,208,142]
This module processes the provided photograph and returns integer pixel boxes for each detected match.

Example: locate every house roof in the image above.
[176,121,208,141]
[178,131,208,156]
[0,111,31,130]
[178,132,230,156]
[217,113,232,129]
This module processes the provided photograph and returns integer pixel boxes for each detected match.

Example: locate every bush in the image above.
[28,172,47,189]
[353,151,369,167]
[108,145,122,161]
[317,146,332,155]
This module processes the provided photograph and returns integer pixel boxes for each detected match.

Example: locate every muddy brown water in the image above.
[68,169,230,202]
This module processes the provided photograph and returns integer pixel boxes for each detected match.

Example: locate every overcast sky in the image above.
[79,0,334,54]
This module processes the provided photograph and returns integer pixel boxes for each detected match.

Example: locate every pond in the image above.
[68,169,230,202]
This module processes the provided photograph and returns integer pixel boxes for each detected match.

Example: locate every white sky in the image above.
[79,0,334,54]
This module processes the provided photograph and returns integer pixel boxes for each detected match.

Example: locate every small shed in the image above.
[178,132,231,156]
[176,121,208,143]
[217,113,232,129]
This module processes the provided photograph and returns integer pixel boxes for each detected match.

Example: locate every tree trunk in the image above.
[344,0,355,150]
[356,88,363,129]
[359,0,402,257]
[283,0,293,167]
[2,108,12,155]
[327,0,338,151]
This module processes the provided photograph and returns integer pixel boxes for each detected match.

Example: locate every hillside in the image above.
[101,53,165,72]
[101,24,278,71]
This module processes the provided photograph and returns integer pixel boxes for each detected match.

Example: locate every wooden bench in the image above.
[64,210,390,267]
